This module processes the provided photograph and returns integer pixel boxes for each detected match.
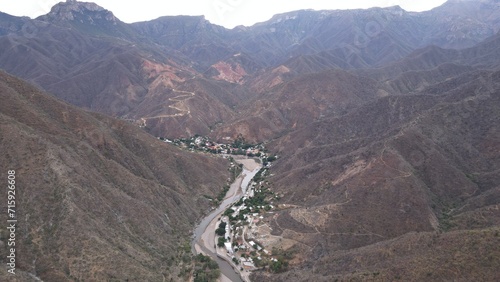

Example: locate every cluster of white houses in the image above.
[215,171,278,270]
[159,135,269,158]
[157,134,282,271]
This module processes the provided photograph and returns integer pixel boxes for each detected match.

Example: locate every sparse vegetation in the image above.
[4,2,500,282]
[0,72,233,282]
[193,254,220,282]
[439,205,457,232]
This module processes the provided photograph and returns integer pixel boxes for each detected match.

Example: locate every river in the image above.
[192,158,261,282]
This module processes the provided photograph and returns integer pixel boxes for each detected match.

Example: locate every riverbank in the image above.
[192,157,261,282]
[234,157,261,171]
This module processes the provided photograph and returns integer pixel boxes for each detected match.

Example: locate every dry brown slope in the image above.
[252,69,500,280]
[0,71,230,281]
[214,69,381,142]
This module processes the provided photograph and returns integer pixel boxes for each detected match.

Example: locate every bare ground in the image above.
[235,157,261,171]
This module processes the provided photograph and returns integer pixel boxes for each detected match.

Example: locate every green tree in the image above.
[267,155,277,162]
[270,259,288,273]
[207,260,218,270]
[217,237,226,247]
[215,222,226,236]
[194,272,207,282]
[207,269,220,281]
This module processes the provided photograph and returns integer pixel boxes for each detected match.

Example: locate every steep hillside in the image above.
[221,0,499,79]
[250,67,500,281]
[0,1,237,139]
[426,0,500,49]
[1,0,500,139]
[213,69,382,142]
[1,1,500,281]
[0,71,230,281]
[215,29,500,143]
[132,15,233,71]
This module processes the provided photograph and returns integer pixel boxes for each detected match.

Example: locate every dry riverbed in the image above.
[192,157,261,282]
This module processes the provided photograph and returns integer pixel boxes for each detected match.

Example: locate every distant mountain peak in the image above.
[443,0,499,5]
[386,5,404,11]
[37,0,117,24]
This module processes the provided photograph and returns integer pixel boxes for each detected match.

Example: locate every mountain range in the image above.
[1,0,500,281]
[1,0,499,139]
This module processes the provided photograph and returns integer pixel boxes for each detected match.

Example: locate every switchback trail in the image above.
[140,89,195,127]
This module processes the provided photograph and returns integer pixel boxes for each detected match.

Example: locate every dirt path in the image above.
[167,89,195,116]
[139,89,195,127]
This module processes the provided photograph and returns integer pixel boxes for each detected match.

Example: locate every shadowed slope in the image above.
[252,69,500,281]
[0,71,230,281]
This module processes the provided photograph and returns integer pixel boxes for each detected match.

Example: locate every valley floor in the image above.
[193,158,262,282]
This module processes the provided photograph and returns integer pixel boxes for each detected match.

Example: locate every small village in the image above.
[214,166,288,274]
[158,135,274,161]
[158,134,288,277]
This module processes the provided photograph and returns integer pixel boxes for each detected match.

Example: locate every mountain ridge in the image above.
[0,70,231,281]
[1,1,500,280]
[0,0,499,141]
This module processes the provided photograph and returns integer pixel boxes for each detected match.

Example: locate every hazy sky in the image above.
[0,0,448,28]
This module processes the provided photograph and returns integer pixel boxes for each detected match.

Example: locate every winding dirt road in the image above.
[140,89,195,127]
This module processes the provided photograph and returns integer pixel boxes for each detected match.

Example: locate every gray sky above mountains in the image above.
[1,0,447,28]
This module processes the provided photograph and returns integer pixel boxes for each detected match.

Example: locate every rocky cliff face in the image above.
[38,0,117,23]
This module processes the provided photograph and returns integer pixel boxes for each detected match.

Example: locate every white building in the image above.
[224,242,233,255]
